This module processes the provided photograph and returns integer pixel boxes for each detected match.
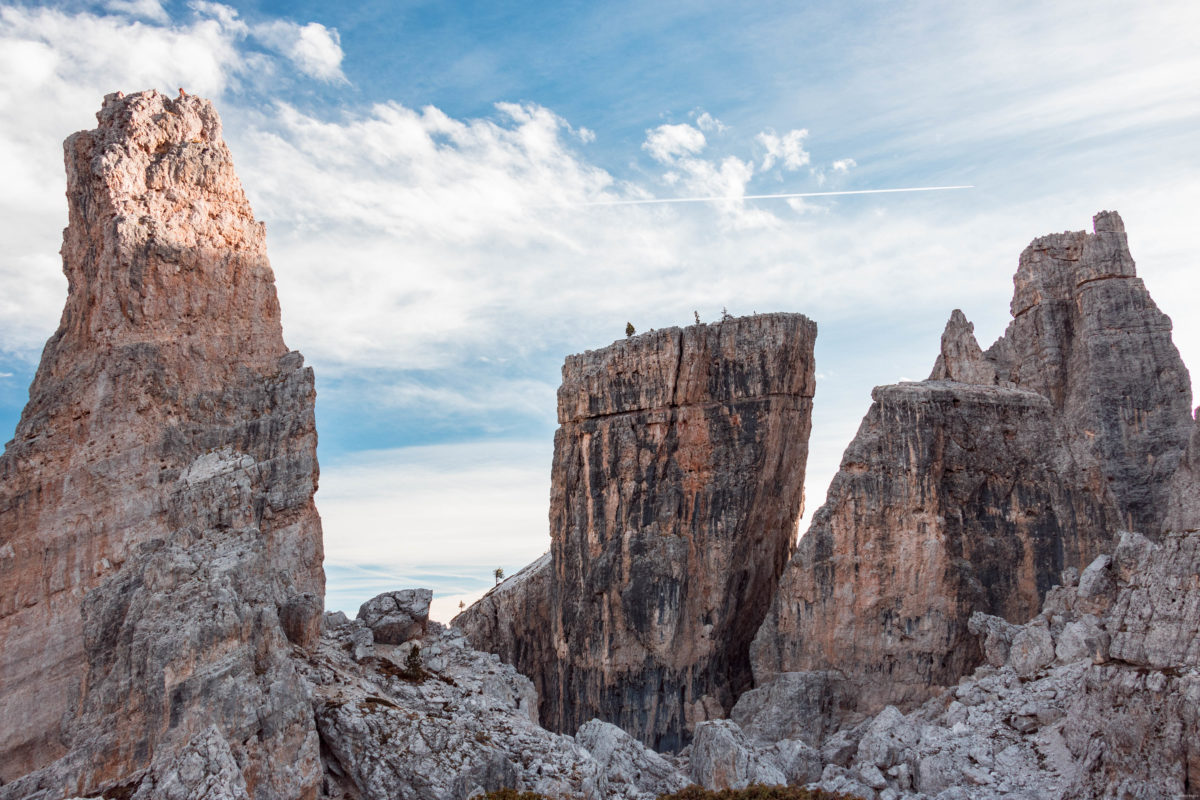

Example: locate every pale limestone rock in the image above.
[808,529,1200,799]
[687,720,786,790]
[575,720,691,796]
[928,309,998,385]
[306,617,690,800]
[968,613,1020,668]
[729,671,852,747]
[358,589,432,645]
[1007,620,1055,677]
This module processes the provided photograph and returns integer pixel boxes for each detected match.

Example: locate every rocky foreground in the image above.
[1,90,1198,800]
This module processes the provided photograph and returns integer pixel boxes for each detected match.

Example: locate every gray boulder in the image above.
[358,589,432,645]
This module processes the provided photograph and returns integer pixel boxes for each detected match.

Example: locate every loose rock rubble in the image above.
[734,529,1200,799]
[308,610,693,799]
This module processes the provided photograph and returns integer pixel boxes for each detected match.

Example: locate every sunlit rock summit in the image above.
[0,90,325,798]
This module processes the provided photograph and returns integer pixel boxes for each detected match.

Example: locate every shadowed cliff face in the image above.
[753,211,1193,721]
[459,314,815,751]
[0,90,324,800]
[751,381,1116,710]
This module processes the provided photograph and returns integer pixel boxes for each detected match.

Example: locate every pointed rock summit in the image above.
[0,90,324,799]
[753,211,1194,723]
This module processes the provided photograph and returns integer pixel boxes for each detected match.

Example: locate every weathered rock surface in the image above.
[0,90,324,799]
[459,314,816,750]
[703,530,1200,798]
[806,529,1200,799]
[752,380,1115,712]
[358,588,432,645]
[983,211,1193,535]
[753,212,1191,723]
[454,552,553,671]
[1165,409,1200,533]
[310,610,693,800]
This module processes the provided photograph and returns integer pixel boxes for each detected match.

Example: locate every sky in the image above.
[1,0,1198,621]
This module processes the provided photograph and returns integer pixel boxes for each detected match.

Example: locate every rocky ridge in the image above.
[752,211,1193,722]
[459,314,817,751]
[726,527,1200,799]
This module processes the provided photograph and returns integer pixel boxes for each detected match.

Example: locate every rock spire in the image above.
[0,90,324,799]
[752,211,1193,721]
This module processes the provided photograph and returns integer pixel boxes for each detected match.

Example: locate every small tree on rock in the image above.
[494,567,504,585]
[625,322,635,337]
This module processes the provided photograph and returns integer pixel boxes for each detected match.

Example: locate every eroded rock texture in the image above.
[983,210,1193,535]
[753,212,1192,721]
[311,610,691,800]
[0,90,324,799]
[751,381,1115,712]
[711,530,1200,799]
[460,315,816,750]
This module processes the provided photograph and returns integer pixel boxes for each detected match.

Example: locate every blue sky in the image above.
[1,0,1198,619]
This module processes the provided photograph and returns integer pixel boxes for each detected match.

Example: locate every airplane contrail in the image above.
[562,184,974,207]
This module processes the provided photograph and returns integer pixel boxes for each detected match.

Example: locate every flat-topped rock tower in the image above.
[459,314,816,750]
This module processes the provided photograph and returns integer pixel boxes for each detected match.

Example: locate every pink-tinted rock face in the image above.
[0,90,324,799]
[753,212,1192,721]
[459,315,816,751]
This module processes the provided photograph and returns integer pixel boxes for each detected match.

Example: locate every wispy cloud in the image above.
[643,122,706,163]
[756,128,809,171]
[318,440,553,618]
[252,20,347,83]
[104,0,170,24]
[2,0,1199,618]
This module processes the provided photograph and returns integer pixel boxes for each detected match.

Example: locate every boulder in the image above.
[358,589,432,645]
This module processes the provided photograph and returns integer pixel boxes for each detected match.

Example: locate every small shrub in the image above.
[626,322,636,337]
[399,644,426,682]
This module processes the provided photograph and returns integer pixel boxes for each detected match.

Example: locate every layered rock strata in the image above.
[459,315,816,750]
[753,212,1192,720]
[0,90,324,799]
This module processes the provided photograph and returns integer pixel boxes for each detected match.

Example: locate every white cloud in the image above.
[104,0,170,24]
[757,128,810,171]
[4,0,1200,618]
[253,20,346,83]
[831,157,857,173]
[642,122,706,163]
[693,111,726,133]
